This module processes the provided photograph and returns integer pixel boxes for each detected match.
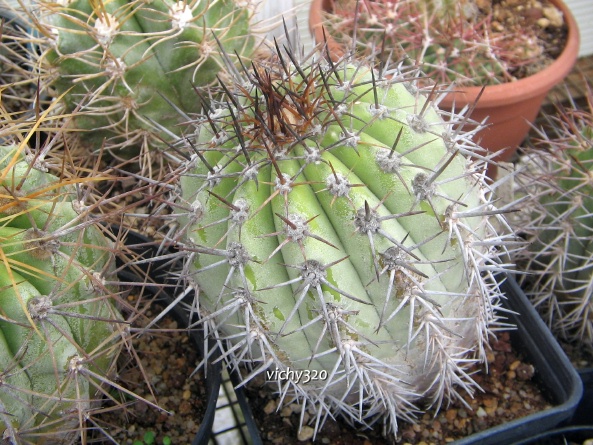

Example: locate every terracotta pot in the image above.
[309,0,580,178]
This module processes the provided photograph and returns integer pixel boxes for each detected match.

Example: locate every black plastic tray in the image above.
[454,275,583,445]
[572,367,593,425]
[219,274,583,445]
[511,425,593,445]
[115,229,583,444]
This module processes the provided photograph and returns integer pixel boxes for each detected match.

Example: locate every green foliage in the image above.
[132,431,172,445]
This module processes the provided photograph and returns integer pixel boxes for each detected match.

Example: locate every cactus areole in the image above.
[39,0,254,152]
[0,146,120,442]
[175,56,507,435]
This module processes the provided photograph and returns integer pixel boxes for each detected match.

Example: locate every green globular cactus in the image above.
[0,144,122,444]
[32,0,256,157]
[170,48,512,436]
[513,95,593,348]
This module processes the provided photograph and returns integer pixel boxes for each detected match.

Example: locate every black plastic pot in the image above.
[511,425,593,445]
[114,227,221,445]
[452,275,583,445]
[114,228,583,444]
[211,274,583,445]
[572,368,593,425]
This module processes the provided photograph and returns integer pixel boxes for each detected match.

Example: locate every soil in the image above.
[86,312,555,445]
[89,299,211,445]
[244,331,552,445]
[485,0,569,78]
[559,340,593,372]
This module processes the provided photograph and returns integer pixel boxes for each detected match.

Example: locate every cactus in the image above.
[0,142,125,444]
[26,0,257,159]
[513,91,593,348]
[0,10,38,123]
[169,45,512,437]
[318,0,565,86]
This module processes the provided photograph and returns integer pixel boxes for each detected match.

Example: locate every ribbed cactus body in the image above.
[515,115,593,345]
[0,145,121,443]
[38,0,254,152]
[174,56,507,435]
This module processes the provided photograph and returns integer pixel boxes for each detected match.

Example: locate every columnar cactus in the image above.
[513,94,593,347]
[29,0,256,157]
[0,144,123,444]
[171,47,512,436]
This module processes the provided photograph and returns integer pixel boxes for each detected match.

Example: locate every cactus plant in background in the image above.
[0,140,126,444]
[0,9,38,124]
[317,0,566,86]
[168,43,515,437]
[513,89,593,350]
[0,142,117,443]
[16,0,257,166]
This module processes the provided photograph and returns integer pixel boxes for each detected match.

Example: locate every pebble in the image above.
[301,411,310,425]
[475,0,490,11]
[483,397,498,415]
[445,409,457,422]
[297,426,315,442]
[509,360,521,371]
[537,17,551,28]
[543,5,564,27]
[178,400,192,415]
[516,363,535,381]
[264,399,277,415]
[476,407,487,418]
